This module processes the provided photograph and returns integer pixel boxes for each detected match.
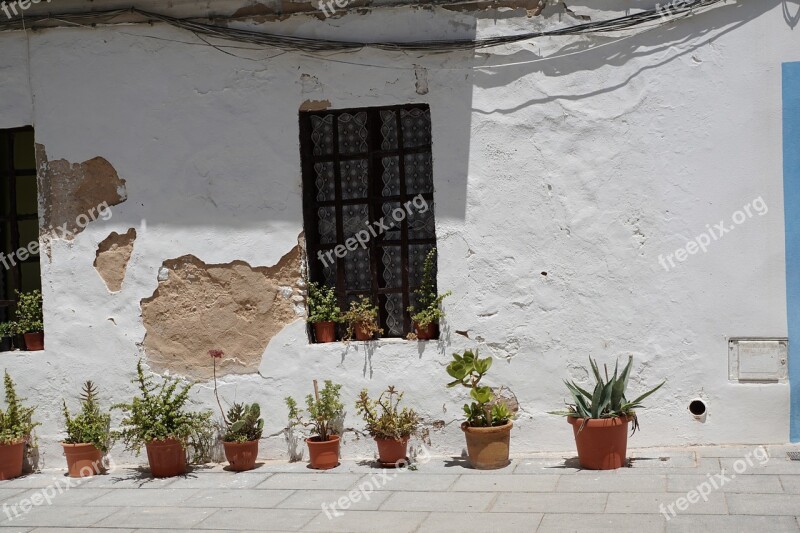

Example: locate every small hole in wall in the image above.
[541,272,547,276]
[689,399,706,416]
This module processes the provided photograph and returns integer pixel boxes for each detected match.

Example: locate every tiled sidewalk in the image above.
[0,445,799,532]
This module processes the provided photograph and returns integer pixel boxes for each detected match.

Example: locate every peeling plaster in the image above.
[94,228,136,292]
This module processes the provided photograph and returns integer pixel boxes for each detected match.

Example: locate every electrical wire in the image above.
[0,1,730,53]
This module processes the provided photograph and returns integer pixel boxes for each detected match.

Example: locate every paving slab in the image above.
[418,511,542,533]
[0,504,121,528]
[491,492,608,513]
[726,493,800,515]
[352,472,457,491]
[666,514,800,533]
[87,488,200,507]
[182,488,294,508]
[302,510,428,532]
[556,474,667,492]
[380,490,495,512]
[450,474,559,492]
[277,488,391,511]
[607,491,727,515]
[94,507,217,529]
[537,513,665,533]
[667,473,783,493]
[196,508,318,531]
[257,473,361,491]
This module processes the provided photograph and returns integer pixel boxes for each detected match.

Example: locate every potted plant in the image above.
[61,381,111,478]
[0,290,44,351]
[285,380,343,470]
[355,386,419,466]
[446,349,513,470]
[342,296,383,341]
[113,360,214,478]
[307,282,341,343]
[0,371,38,480]
[407,248,451,340]
[551,356,665,470]
[210,349,263,471]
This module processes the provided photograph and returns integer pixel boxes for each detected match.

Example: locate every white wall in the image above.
[0,0,796,467]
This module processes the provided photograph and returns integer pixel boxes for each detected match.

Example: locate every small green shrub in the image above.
[0,371,38,445]
[408,248,451,328]
[342,296,383,340]
[0,290,43,337]
[446,349,512,428]
[286,380,343,442]
[62,381,112,452]
[307,282,341,323]
[355,386,419,441]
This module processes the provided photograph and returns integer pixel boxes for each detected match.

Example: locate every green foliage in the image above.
[62,381,112,452]
[306,282,341,323]
[0,290,43,336]
[0,371,38,445]
[342,296,383,340]
[223,403,264,443]
[446,349,512,428]
[355,386,420,440]
[286,380,343,442]
[112,360,214,460]
[408,248,451,328]
[551,355,665,434]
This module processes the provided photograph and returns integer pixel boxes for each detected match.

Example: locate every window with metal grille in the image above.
[300,104,438,338]
[0,127,42,351]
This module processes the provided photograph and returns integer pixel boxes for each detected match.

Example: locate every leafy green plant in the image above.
[408,248,451,328]
[209,349,265,443]
[62,381,112,452]
[355,386,420,441]
[0,290,43,337]
[446,349,512,427]
[307,282,341,323]
[222,403,264,443]
[0,371,38,445]
[342,296,383,340]
[112,360,214,459]
[550,355,665,434]
[286,380,343,442]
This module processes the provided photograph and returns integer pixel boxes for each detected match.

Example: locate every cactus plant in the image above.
[223,403,264,443]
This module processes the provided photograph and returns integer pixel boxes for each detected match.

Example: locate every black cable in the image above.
[0,1,730,53]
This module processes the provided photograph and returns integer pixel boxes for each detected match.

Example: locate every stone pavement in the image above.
[0,445,799,532]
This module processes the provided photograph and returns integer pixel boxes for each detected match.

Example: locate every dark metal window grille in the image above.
[0,127,42,351]
[300,104,437,338]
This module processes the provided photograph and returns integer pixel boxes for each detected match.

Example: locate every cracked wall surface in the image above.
[35,144,127,239]
[94,228,136,292]
[140,244,304,380]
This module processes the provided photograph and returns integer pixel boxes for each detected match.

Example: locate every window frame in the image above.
[300,104,437,338]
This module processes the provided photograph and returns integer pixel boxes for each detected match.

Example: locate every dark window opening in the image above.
[0,127,42,351]
[300,105,438,338]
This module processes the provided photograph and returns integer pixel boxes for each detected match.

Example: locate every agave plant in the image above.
[222,403,264,443]
[552,356,664,434]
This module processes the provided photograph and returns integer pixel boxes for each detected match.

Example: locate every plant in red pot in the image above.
[447,349,515,470]
[61,381,111,478]
[355,386,420,467]
[343,297,383,342]
[113,360,214,478]
[407,248,451,341]
[210,349,264,471]
[0,371,38,480]
[307,282,341,343]
[0,290,44,351]
[551,356,665,470]
[285,380,343,470]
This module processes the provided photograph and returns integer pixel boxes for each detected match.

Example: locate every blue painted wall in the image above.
[783,61,800,441]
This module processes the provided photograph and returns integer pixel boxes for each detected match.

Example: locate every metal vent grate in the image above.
[786,452,800,461]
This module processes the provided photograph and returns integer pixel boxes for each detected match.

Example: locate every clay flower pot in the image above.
[313,321,336,343]
[461,420,513,470]
[145,438,187,478]
[354,322,374,341]
[223,440,259,472]
[568,416,630,470]
[413,322,438,340]
[23,332,44,351]
[62,443,103,478]
[0,440,25,480]
[375,436,409,467]
[306,434,340,470]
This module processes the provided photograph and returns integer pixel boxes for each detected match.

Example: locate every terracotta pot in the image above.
[375,436,409,466]
[461,421,513,470]
[306,435,340,470]
[413,322,438,340]
[313,321,337,343]
[223,440,259,472]
[62,442,103,478]
[0,440,24,480]
[354,322,374,341]
[145,438,187,478]
[23,332,44,351]
[568,416,630,470]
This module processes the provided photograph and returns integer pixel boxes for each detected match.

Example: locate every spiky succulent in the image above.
[62,381,112,452]
[222,403,264,443]
[0,371,38,444]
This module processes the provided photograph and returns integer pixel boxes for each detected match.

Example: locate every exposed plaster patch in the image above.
[35,144,127,240]
[414,65,429,95]
[300,99,332,111]
[94,228,136,292]
[441,0,545,16]
[140,241,304,380]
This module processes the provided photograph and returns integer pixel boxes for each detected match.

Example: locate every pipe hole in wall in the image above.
[689,399,707,419]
